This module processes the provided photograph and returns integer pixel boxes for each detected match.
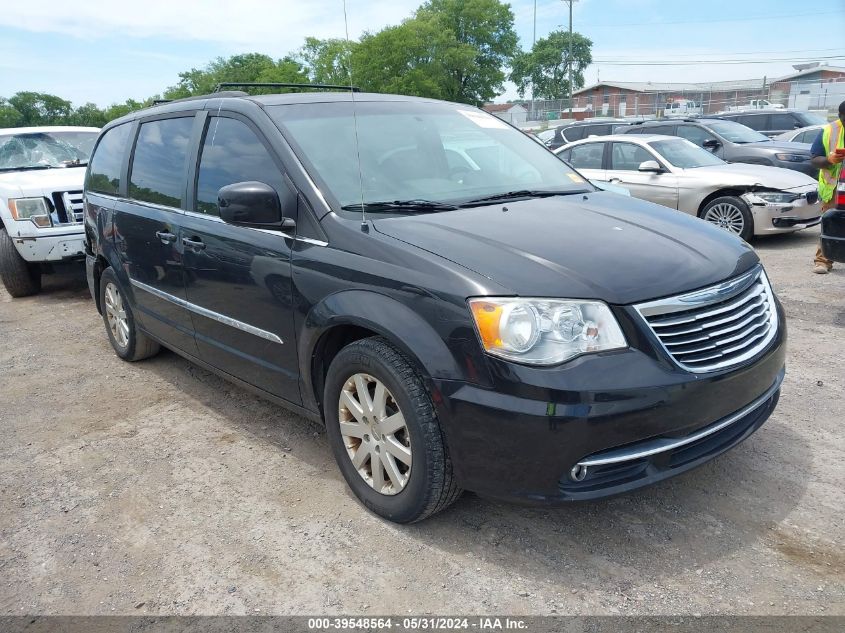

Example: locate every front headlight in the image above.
[750,191,798,204]
[774,153,809,163]
[8,197,52,227]
[468,297,627,365]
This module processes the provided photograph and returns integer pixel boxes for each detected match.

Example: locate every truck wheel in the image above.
[700,196,754,241]
[0,227,41,297]
[99,267,160,361]
[324,337,462,523]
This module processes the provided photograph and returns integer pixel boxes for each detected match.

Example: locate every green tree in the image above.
[102,99,147,123]
[0,98,22,127]
[8,92,73,126]
[298,37,356,85]
[510,30,592,100]
[69,102,108,127]
[164,53,309,99]
[416,0,518,104]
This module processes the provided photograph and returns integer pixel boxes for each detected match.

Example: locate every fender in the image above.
[298,289,474,414]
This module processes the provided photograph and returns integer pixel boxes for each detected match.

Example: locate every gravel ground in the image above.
[0,226,842,616]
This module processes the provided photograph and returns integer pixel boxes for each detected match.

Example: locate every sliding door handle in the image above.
[182,237,206,251]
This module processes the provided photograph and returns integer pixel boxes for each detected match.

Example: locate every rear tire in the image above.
[0,228,41,297]
[99,267,160,361]
[700,196,754,242]
[324,337,462,523]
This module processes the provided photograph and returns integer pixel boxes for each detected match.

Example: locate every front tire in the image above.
[324,337,462,523]
[700,196,754,241]
[99,267,160,361]
[0,228,41,297]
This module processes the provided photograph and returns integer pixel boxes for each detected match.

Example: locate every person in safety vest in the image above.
[810,100,845,274]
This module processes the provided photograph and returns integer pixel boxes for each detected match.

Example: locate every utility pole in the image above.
[562,0,577,118]
[532,0,536,121]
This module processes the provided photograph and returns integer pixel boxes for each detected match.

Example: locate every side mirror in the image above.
[638,160,662,173]
[703,139,720,150]
[217,181,294,231]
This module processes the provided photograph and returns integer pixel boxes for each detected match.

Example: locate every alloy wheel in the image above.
[104,282,129,349]
[338,373,412,495]
[703,202,745,235]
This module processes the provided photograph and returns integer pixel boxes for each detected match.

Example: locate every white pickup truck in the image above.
[728,99,784,111]
[0,126,100,297]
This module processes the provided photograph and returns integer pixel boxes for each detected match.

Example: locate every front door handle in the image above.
[182,237,206,251]
[155,230,176,244]
[608,178,623,183]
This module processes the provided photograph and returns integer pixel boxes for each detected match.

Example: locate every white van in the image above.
[663,100,702,117]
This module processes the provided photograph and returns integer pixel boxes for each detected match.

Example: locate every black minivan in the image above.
[84,88,786,523]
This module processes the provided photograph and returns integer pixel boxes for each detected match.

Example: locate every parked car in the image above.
[821,167,845,263]
[0,126,100,297]
[715,110,828,138]
[547,119,630,150]
[774,124,824,145]
[557,134,821,241]
[663,99,702,117]
[624,118,817,177]
[85,89,785,523]
[727,99,784,112]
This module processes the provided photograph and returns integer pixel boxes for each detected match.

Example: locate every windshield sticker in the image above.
[457,109,510,129]
[566,173,585,183]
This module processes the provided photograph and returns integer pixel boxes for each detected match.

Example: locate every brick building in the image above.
[570,66,845,118]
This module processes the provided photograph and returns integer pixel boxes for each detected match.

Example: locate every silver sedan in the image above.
[556,134,822,241]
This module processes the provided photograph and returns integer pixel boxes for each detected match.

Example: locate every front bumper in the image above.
[821,208,845,263]
[744,193,822,235]
[432,306,786,504]
[6,223,85,263]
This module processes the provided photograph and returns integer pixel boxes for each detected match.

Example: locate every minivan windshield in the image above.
[0,131,98,171]
[650,139,726,168]
[706,120,769,144]
[268,101,591,214]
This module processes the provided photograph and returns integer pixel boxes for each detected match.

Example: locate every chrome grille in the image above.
[634,267,778,373]
[52,190,84,224]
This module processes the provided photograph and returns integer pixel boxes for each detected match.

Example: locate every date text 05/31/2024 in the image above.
[307,617,529,630]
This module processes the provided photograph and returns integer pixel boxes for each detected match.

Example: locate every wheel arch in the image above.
[696,189,748,217]
[300,290,465,418]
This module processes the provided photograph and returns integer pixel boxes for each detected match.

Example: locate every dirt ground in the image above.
[0,227,843,616]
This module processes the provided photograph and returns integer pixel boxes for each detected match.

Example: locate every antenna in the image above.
[342,0,368,231]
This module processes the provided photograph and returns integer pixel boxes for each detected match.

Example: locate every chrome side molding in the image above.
[129,278,284,345]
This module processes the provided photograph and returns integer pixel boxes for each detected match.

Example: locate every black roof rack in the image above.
[213,82,361,93]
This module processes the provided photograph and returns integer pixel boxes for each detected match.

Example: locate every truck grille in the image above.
[634,266,778,373]
[51,190,84,224]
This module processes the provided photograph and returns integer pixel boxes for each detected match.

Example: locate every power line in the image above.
[580,9,843,28]
[593,56,845,66]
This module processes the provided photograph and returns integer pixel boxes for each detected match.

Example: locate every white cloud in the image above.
[0,0,419,54]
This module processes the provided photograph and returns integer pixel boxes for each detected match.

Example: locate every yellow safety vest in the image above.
[819,119,844,203]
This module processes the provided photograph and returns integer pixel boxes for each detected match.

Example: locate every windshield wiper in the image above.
[459,189,584,206]
[0,165,54,172]
[340,199,459,213]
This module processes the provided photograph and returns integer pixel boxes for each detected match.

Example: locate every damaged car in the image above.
[0,126,100,296]
[557,134,821,241]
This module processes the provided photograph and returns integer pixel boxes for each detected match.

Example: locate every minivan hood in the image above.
[372,192,759,305]
[0,166,86,199]
[684,162,816,191]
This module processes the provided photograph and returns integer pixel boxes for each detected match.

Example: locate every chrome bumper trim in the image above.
[576,372,783,468]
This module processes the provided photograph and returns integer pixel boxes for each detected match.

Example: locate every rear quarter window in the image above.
[129,117,195,208]
[86,124,132,195]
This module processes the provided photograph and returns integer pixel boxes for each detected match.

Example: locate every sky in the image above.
[0,0,843,107]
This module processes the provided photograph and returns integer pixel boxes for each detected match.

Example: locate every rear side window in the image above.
[129,117,194,208]
[195,117,286,216]
[586,124,610,137]
[87,124,131,195]
[735,114,765,130]
[563,126,586,142]
[770,113,798,130]
[569,143,605,169]
[643,125,675,135]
